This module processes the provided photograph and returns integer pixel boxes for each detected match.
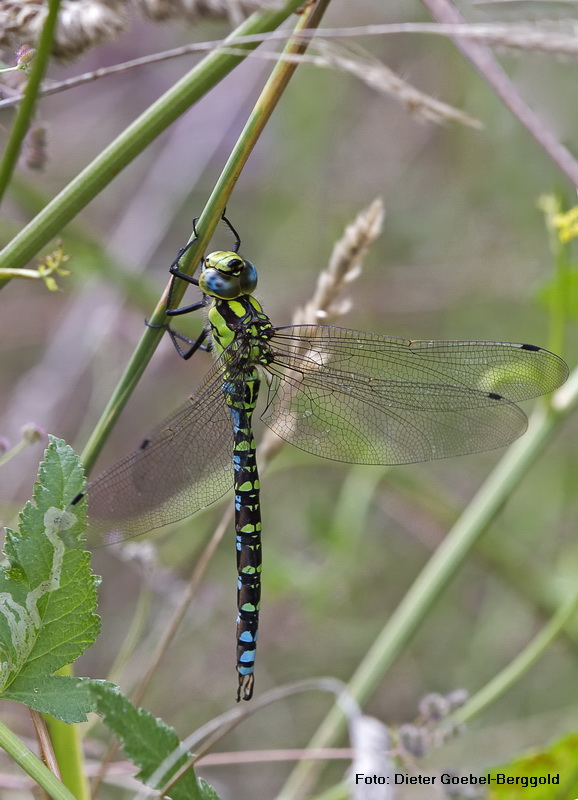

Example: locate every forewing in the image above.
[260,326,568,465]
[83,357,236,545]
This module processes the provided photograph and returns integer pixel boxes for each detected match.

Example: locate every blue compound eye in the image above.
[239,260,257,294]
[200,252,257,298]
[199,268,241,299]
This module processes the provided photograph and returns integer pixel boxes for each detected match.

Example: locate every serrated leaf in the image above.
[0,436,100,721]
[2,675,110,724]
[198,778,222,799]
[488,732,578,799]
[88,682,214,800]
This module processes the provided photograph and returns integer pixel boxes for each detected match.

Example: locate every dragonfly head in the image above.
[200,250,258,299]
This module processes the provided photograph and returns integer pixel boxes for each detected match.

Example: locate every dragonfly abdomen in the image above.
[226,371,262,701]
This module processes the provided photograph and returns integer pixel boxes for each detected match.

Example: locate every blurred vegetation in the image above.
[1,1,578,798]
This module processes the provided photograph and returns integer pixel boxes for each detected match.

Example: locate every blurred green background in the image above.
[1,1,577,797]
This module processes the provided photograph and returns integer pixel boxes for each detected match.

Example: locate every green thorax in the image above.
[201,250,274,358]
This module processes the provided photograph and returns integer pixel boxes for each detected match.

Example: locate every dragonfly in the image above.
[73,216,568,701]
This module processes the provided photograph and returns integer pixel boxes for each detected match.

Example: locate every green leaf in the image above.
[2,676,108,725]
[0,436,100,722]
[88,681,214,800]
[198,778,222,799]
[488,732,578,799]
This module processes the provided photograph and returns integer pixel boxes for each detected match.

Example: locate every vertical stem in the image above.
[0,0,61,202]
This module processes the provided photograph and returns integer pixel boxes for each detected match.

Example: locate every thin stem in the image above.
[29,710,60,778]
[0,0,61,203]
[454,586,578,725]
[0,438,31,467]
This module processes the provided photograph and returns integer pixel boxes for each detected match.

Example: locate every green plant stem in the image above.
[80,0,333,473]
[454,585,578,725]
[277,373,577,800]
[0,0,304,284]
[0,438,29,467]
[45,700,89,800]
[539,194,570,358]
[0,267,48,280]
[0,0,61,203]
[0,718,78,800]
[550,217,571,360]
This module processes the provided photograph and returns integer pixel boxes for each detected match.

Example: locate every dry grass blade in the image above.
[209,41,483,128]
[139,0,283,25]
[293,197,385,326]
[312,40,483,129]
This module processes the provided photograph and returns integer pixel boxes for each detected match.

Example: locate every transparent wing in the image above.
[261,325,568,465]
[83,356,237,545]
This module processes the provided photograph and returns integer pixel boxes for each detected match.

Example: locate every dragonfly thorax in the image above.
[200,250,258,300]
[208,292,273,357]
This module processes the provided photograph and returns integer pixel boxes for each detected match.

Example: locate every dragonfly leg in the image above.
[168,326,209,360]
[147,219,208,358]
[165,300,205,318]
[146,320,210,360]
[155,223,208,351]
[165,267,200,317]
[221,211,241,253]
[168,230,200,283]
[165,224,202,314]
[168,263,199,286]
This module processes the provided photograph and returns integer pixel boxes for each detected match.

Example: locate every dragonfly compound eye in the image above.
[239,260,257,294]
[200,267,241,299]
